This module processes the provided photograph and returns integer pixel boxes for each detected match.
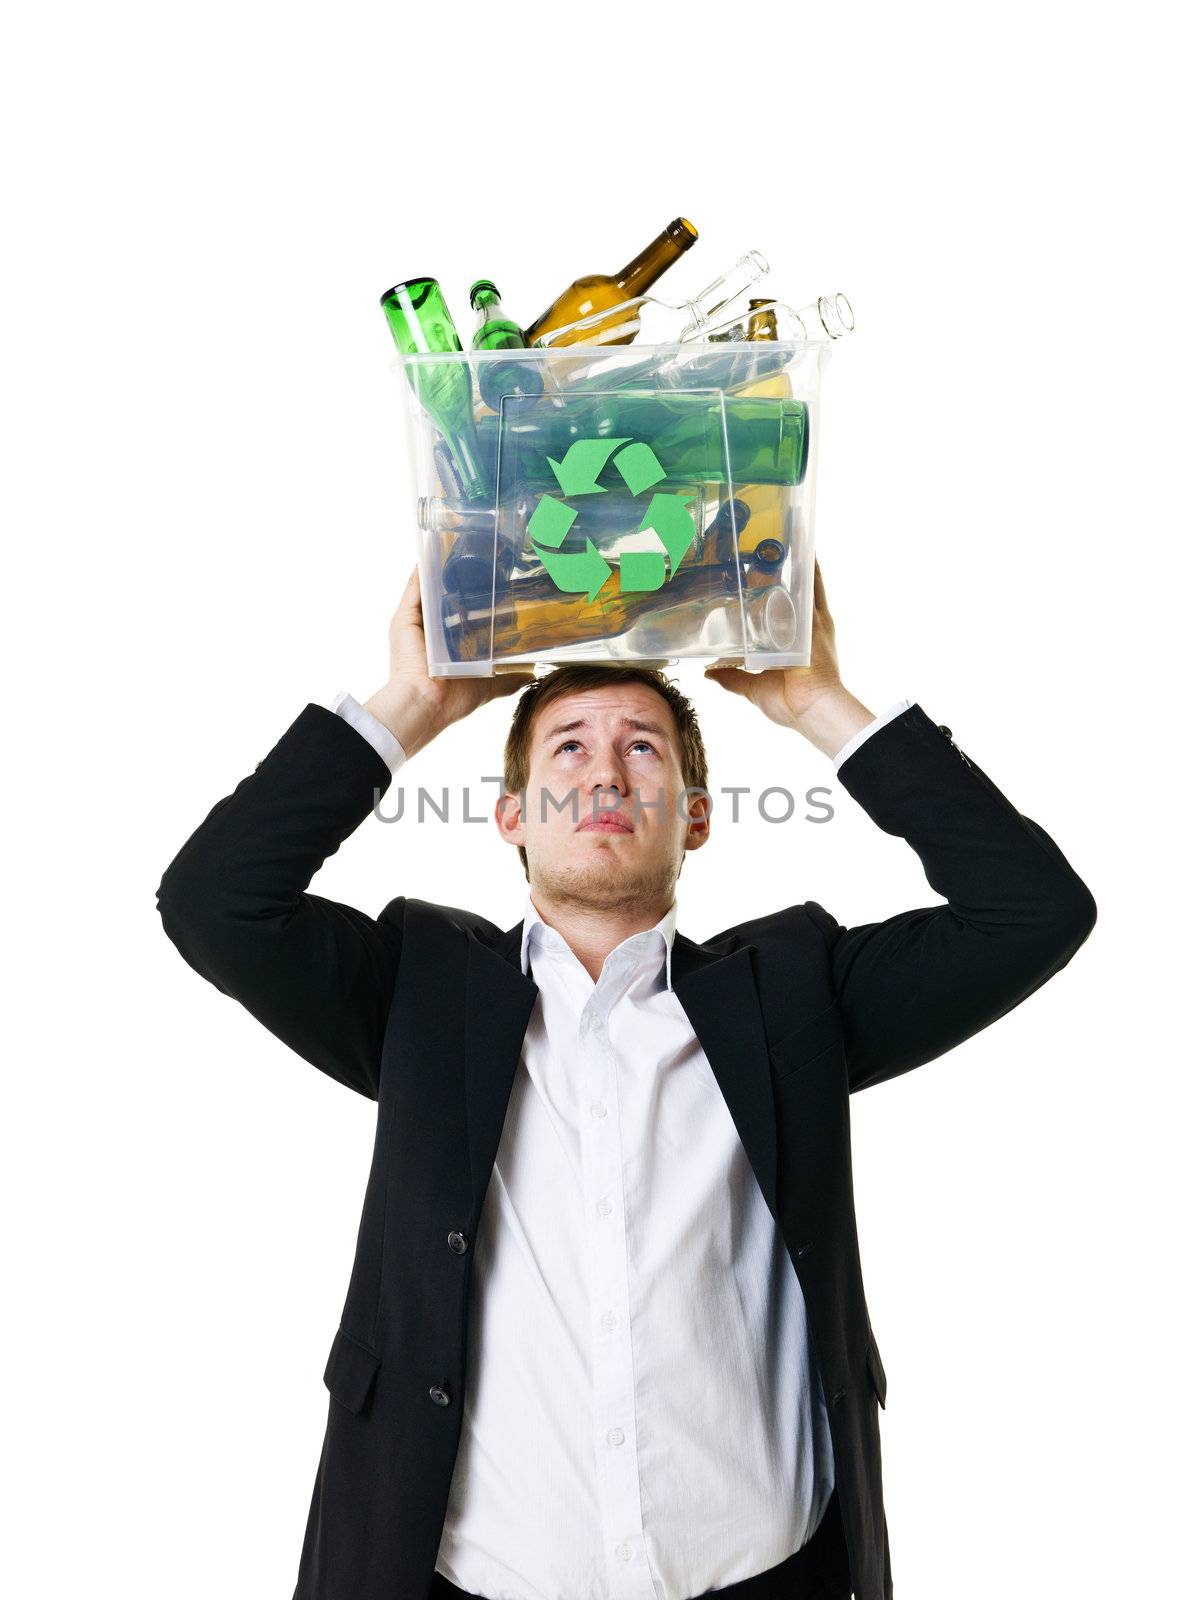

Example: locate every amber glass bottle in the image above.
[747,297,780,341]
[521,217,699,347]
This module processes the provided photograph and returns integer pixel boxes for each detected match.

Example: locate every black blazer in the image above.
[155,702,1096,1600]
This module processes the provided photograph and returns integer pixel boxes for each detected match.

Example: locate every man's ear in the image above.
[495,790,525,850]
[683,790,711,852]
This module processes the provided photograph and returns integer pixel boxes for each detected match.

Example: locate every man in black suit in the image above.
[156,563,1095,1600]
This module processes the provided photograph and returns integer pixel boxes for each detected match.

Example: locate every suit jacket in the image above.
[155,701,1096,1600]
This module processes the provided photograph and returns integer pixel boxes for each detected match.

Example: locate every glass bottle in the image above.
[532,251,770,349]
[522,217,699,347]
[381,277,490,501]
[725,298,796,581]
[746,297,780,341]
[469,279,545,412]
[476,391,810,488]
[623,581,798,657]
[441,553,742,663]
[420,490,748,546]
[694,292,856,344]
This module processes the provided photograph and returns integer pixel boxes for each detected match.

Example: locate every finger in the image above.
[396,564,423,620]
[812,556,828,617]
[489,671,537,697]
[703,665,752,698]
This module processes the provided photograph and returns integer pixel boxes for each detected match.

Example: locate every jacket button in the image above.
[937,724,972,766]
[793,1242,811,1259]
[831,1387,847,1406]
[447,1230,468,1254]
[429,1385,451,1407]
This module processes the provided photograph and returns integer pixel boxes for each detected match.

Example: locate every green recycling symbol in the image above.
[526,438,697,604]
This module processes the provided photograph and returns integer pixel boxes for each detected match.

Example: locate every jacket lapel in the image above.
[462,923,539,1220]
[670,932,779,1219]
[463,918,779,1222]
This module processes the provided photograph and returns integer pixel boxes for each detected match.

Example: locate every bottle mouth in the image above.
[762,585,799,650]
[380,277,440,307]
[469,278,500,305]
[817,293,855,336]
[670,217,699,244]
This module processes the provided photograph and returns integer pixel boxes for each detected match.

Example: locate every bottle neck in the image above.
[683,251,770,332]
[615,218,697,297]
[472,287,503,321]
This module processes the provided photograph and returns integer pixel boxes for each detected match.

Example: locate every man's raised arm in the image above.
[704,561,1096,1093]
[154,566,533,1100]
[807,705,1096,1092]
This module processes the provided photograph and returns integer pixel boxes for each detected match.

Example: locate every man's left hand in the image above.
[703,559,877,759]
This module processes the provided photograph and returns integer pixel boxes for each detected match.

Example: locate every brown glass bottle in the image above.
[522,218,699,347]
[729,299,797,587]
[747,297,780,341]
[442,555,738,664]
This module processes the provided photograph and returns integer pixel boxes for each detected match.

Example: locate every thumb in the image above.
[395,563,423,621]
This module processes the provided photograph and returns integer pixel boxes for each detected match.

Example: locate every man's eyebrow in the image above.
[540,716,671,745]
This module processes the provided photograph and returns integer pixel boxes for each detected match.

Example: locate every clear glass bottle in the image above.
[692,292,856,344]
[623,580,798,656]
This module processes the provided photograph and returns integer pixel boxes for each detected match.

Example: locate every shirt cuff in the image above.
[328,689,408,776]
[831,699,912,773]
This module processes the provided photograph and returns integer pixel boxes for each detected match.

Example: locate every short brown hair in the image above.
[503,664,710,882]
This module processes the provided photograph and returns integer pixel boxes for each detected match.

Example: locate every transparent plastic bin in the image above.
[391,340,831,676]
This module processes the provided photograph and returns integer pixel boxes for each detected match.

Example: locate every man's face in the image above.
[496,684,710,907]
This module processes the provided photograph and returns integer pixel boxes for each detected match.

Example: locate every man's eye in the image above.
[554,739,656,755]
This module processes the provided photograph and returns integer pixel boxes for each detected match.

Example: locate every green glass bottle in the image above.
[478,392,809,488]
[469,280,544,412]
[647,395,808,485]
[380,277,489,501]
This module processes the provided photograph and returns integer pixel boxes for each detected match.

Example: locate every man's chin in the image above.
[531,852,670,908]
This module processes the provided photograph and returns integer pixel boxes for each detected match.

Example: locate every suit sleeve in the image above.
[805,705,1097,1093]
[155,703,405,1101]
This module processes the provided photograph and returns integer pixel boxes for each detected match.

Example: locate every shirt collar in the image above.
[519,888,676,991]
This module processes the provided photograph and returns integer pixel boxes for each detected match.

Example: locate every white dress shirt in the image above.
[325,687,907,1599]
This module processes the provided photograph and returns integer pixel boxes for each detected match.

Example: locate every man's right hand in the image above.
[363,564,536,759]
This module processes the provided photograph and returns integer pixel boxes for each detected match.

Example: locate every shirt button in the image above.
[590,1101,608,1119]
[607,1426,625,1446]
[616,1543,633,1562]
[600,1310,617,1332]
[596,1198,613,1217]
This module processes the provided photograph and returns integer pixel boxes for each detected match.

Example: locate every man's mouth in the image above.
[577,813,634,833]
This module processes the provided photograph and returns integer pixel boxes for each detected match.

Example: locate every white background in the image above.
[4,4,1197,1596]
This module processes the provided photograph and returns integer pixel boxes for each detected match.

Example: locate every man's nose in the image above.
[588,762,628,797]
